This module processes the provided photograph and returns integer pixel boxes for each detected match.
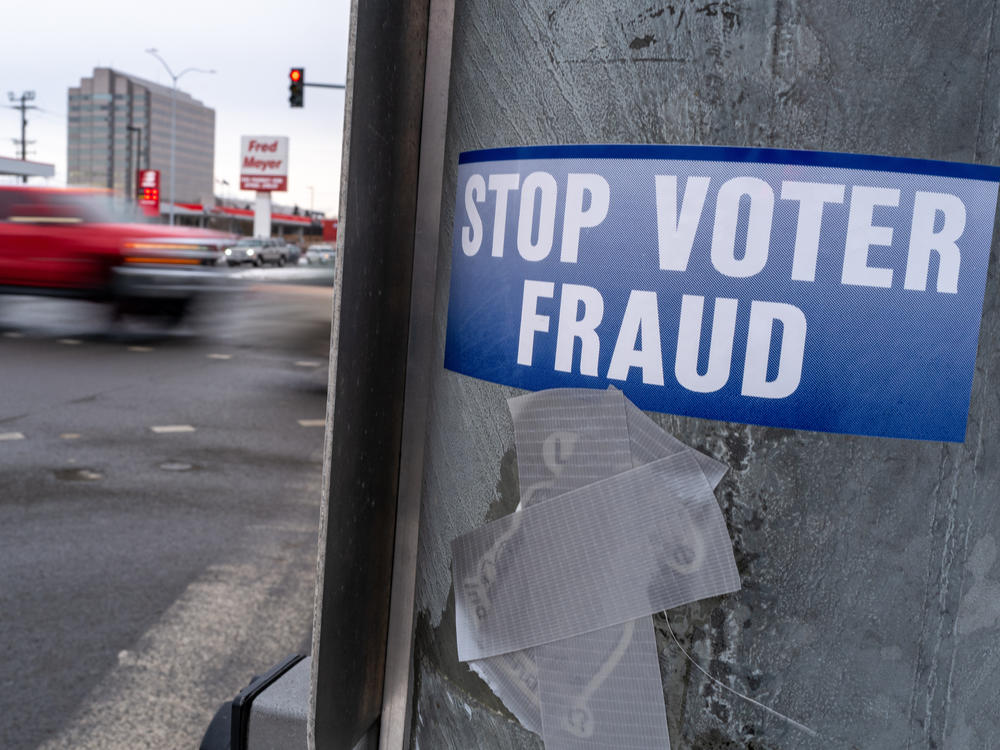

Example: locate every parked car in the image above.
[303,243,336,265]
[222,237,291,266]
[284,243,303,263]
[0,186,233,322]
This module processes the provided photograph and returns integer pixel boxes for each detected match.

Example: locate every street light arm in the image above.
[177,67,216,80]
[145,48,177,82]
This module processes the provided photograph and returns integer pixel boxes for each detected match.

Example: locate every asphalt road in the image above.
[0,270,334,750]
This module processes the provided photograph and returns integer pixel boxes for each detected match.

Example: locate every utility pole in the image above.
[7,91,38,183]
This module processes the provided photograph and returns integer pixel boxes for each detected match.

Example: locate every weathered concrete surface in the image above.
[412,1,1000,747]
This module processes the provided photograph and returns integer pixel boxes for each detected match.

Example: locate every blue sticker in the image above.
[444,145,1000,442]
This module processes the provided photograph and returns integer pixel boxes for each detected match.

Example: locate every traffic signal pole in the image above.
[288,68,344,108]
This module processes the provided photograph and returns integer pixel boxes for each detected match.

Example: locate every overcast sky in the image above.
[1,0,350,216]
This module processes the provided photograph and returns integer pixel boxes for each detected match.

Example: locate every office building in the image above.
[67,67,215,206]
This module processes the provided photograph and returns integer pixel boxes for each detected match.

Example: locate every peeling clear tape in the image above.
[468,647,542,734]
[453,451,741,661]
[457,388,740,748]
[537,618,670,749]
[456,389,824,747]
[618,388,728,489]
[510,389,672,748]
[468,388,636,735]
[507,388,633,502]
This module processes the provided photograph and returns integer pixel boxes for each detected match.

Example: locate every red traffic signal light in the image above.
[289,67,304,107]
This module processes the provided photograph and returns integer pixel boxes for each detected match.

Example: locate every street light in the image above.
[145,48,214,225]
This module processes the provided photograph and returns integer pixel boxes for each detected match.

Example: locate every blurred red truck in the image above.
[0,186,232,321]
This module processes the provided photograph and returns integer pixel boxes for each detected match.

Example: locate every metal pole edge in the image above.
[308,0,360,746]
[378,0,457,746]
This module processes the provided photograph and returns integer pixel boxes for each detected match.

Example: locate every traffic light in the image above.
[289,68,304,107]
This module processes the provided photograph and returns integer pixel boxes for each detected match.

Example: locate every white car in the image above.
[303,243,336,265]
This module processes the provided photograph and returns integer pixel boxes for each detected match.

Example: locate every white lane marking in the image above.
[128,346,154,352]
[0,432,26,441]
[150,425,196,434]
[294,360,322,368]
[297,419,326,427]
[207,353,232,360]
[60,433,82,440]
[35,521,318,750]
[58,339,83,346]
[249,282,334,298]
[3,331,24,338]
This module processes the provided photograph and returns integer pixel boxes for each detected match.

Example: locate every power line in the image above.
[35,106,67,119]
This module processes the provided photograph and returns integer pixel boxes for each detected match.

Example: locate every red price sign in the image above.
[136,170,160,209]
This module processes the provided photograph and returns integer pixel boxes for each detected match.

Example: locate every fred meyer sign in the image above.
[444,145,1000,442]
[239,136,288,191]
